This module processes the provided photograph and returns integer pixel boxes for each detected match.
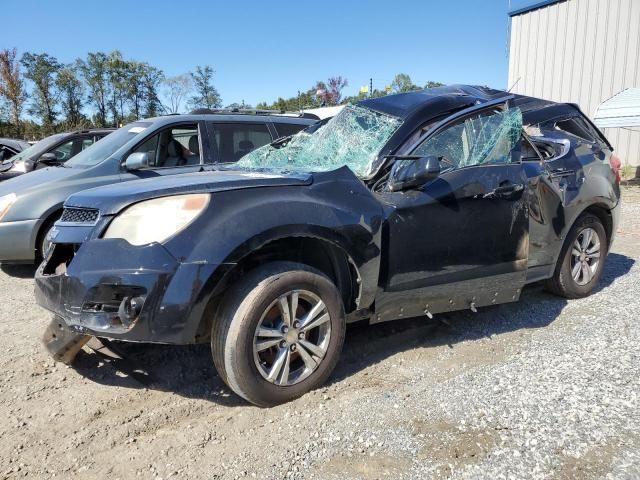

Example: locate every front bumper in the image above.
[35,236,221,344]
[0,219,38,262]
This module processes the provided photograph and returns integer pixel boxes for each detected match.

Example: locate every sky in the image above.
[2,0,538,108]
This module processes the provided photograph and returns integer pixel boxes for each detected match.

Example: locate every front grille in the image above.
[60,208,99,224]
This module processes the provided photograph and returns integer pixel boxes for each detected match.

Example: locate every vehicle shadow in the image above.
[70,252,635,406]
[1,264,37,279]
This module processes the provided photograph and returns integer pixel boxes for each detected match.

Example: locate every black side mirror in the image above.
[38,152,59,165]
[388,155,441,191]
[0,148,5,162]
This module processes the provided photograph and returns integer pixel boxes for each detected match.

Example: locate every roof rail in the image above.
[188,108,320,120]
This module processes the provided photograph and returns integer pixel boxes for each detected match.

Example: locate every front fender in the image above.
[166,170,385,334]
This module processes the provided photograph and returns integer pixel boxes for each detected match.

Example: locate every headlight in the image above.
[0,193,17,222]
[103,194,210,246]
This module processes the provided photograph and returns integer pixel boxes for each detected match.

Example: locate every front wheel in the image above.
[545,214,608,298]
[211,262,346,407]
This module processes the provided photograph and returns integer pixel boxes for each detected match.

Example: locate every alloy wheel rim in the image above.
[570,227,601,286]
[253,290,331,386]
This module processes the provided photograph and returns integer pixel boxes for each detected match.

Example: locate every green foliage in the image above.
[391,73,418,93]
[56,65,84,128]
[21,52,61,133]
[141,65,164,118]
[0,48,26,136]
[260,74,445,111]
[189,66,222,110]
[77,52,110,127]
[1,49,446,142]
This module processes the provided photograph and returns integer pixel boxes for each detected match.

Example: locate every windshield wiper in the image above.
[383,155,423,160]
[269,135,293,149]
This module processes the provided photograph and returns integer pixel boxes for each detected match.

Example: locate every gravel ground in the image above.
[1,187,639,480]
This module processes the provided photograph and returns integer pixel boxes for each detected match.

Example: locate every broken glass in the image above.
[413,107,523,169]
[231,105,403,177]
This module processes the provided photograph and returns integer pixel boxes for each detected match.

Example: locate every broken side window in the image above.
[412,107,523,170]
[230,104,403,177]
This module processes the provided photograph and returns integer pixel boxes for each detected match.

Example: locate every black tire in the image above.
[545,214,608,299]
[211,261,346,407]
[36,214,61,263]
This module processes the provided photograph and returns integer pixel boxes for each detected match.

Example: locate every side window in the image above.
[232,124,271,161]
[80,138,94,151]
[554,118,596,143]
[412,108,522,170]
[214,123,273,163]
[131,124,200,168]
[274,122,307,138]
[50,140,74,162]
[520,136,543,162]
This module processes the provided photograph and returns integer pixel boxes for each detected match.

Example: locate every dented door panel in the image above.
[375,162,529,323]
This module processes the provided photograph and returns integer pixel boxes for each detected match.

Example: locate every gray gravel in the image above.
[0,186,639,480]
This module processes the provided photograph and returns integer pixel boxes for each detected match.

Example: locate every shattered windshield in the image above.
[231,104,402,177]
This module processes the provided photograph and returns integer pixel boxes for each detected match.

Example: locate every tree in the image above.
[77,52,110,127]
[141,65,163,118]
[125,61,146,120]
[21,52,61,131]
[107,51,130,125]
[425,81,445,89]
[56,65,84,127]
[225,101,253,110]
[161,74,192,114]
[0,48,26,135]
[188,65,221,110]
[326,76,348,105]
[391,73,419,93]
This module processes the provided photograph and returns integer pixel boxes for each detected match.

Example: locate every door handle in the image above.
[549,168,575,179]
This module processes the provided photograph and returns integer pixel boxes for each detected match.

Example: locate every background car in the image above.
[35,86,621,406]
[0,138,31,165]
[0,111,317,263]
[0,128,114,181]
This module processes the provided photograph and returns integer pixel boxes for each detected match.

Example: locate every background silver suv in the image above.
[0,111,317,263]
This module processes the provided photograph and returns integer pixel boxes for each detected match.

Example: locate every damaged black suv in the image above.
[35,85,621,407]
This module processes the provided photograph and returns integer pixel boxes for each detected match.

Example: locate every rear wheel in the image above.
[211,262,346,407]
[545,214,607,298]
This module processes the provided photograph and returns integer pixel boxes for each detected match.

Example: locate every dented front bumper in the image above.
[35,236,220,344]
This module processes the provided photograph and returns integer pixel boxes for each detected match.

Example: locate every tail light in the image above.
[610,155,622,184]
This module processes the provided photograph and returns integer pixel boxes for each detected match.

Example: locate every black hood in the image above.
[65,169,313,215]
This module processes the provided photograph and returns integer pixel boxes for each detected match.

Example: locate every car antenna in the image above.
[507,77,521,93]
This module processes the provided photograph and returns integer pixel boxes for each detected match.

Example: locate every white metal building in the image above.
[508,0,640,174]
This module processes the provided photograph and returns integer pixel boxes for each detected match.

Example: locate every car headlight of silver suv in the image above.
[103,193,210,246]
[0,193,17,222]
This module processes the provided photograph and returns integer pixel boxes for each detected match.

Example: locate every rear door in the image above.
[375,99,529,321]
[207,122,274,164]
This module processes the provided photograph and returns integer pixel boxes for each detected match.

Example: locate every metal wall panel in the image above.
[509,0,640,170]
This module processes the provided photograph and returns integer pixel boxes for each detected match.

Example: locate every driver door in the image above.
[121,123,205,180]
[375,99,529,322]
